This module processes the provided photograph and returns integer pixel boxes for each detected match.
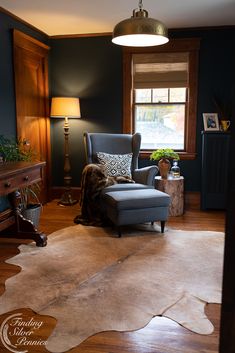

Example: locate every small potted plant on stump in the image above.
[150,148,180,179]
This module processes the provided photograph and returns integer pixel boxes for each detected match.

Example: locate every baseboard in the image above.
[50,187,81,201]
[50,187,200,210]
[185,191,201,210]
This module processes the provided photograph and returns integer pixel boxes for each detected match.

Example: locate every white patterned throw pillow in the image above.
[97,152,133,177]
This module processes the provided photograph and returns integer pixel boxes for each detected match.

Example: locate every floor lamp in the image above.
[50,97,81,206]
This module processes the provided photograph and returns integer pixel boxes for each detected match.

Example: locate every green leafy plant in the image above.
[150,148,180,161]
[0,135,41,213]
[0,135,36,162]
[20,184,41,210]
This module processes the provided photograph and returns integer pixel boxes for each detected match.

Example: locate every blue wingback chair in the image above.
[82,132,170,235]
[83,132,158,192]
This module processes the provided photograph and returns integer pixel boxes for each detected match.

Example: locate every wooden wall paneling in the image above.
[13,30,51,203]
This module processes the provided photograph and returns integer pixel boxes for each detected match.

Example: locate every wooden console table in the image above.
[0,161,47,246]
[155,176,184,216]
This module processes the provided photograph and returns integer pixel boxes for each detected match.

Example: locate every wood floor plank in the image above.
[0,200,224,353]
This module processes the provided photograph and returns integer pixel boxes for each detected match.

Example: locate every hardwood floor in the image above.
[0,200,225,353]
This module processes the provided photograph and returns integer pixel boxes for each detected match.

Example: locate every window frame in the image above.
[134,87,187,151]
[122,38,200,160]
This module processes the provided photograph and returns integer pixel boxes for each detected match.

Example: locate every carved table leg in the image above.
[1,190,48,247]
[17,213,47,246]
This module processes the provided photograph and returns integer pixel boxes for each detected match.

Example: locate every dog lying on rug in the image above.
[74,163,134,226]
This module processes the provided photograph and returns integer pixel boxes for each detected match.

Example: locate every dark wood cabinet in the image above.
[0,161,47,246]
[201,132,230,210]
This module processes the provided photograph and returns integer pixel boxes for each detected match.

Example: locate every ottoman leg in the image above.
[117,227,122,238]
[161,221,165,233]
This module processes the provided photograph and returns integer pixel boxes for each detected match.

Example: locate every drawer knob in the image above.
[24,176,29,181]
[4,182,11,188]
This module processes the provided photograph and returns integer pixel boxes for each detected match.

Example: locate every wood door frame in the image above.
[13,29,51,201]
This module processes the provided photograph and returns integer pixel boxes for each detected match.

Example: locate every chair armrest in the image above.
[133,165,158,186]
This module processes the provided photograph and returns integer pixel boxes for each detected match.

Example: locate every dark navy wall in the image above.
[49,36,123,186]
[0,9,234,192]
[173,28,235,191]
[0,10,49,137]
[50,28,235,191]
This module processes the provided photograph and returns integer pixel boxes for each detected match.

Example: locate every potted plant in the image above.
[0,135,36,162]
[150,148,180,179]
[0,135,42,228]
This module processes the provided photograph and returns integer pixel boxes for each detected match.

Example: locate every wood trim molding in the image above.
[169,25,235,32]
[1,6,234,39]
[50,188,200,210]
[123,51,133,133]
[0,6,49,38]
[186,49,199,157]
[139,151,197,160]
[50,187,81,201]
[122,38,200,160]
[50,32,112,39]
[184,191,200,210]
[13,29,50,53]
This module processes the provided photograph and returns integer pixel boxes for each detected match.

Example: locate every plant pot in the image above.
[21,203,42,228]
[158,158,171,179]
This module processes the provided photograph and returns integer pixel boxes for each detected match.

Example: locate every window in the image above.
[134,87,187,150]
[123,38,200,159]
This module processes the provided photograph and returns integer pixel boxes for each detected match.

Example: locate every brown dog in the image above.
[74,164,134,226]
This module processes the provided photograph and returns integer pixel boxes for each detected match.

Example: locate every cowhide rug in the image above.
[0,225,224,353]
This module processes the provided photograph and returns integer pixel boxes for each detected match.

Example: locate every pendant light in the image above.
[112,0,169,47]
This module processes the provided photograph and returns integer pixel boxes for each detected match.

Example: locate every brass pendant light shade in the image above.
[112,1,169,47]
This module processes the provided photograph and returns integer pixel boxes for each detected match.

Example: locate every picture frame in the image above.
[203,113,220,131]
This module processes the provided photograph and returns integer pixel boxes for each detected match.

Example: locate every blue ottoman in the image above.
[103,188,171,236]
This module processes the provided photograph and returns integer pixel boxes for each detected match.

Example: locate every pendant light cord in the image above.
[139,0,143,10]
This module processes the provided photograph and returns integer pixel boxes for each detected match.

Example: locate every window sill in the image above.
[139,151,197,160]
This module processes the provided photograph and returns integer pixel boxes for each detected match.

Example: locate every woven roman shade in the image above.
[133,52,189,89]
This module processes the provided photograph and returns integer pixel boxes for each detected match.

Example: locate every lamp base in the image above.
[58,190,78,206]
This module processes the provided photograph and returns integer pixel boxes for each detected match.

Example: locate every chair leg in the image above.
[161,221,165,233]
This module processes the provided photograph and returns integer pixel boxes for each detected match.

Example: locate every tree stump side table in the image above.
[155,176,184,216]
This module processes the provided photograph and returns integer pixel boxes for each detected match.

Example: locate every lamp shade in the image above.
[112,5,168,47]
[50,97,81,118]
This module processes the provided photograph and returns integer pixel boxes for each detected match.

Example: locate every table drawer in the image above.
[0,168,41,195]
